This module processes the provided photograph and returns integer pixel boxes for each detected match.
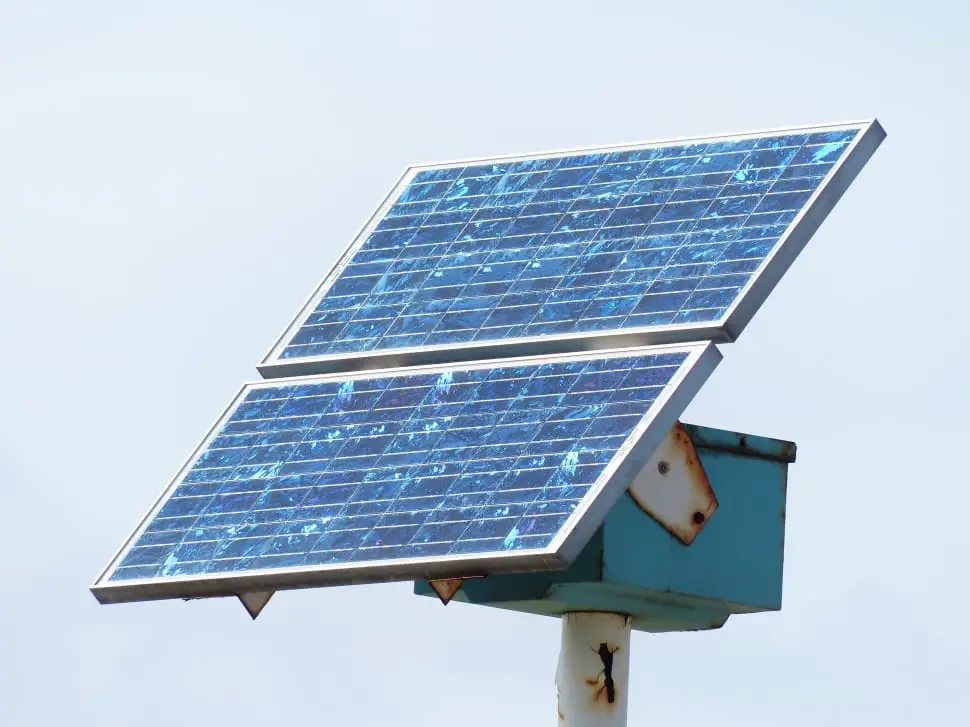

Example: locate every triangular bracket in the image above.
[427,578,466,605]
[426,575,487,605]
[627,421,718,545]
[237,591,275,619]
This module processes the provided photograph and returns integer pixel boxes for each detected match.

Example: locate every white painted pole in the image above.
[555,612,633,726]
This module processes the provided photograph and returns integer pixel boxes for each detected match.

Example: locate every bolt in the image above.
[657,461,670,475]
[692,511,705,525]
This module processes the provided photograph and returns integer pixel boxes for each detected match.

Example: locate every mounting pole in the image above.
[555,612,632,726]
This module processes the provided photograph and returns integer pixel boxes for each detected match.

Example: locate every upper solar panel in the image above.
[260,121,883,377]
[92,342,718,604]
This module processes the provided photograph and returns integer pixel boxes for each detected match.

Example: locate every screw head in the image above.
[692,511,706,525]
[657,461,670,475]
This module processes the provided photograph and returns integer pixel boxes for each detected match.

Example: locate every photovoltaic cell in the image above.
[260,121,883,377]
[93,343,718,603]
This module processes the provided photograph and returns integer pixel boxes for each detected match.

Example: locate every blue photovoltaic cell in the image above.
[278,126,862,361]
[108,350,691,582]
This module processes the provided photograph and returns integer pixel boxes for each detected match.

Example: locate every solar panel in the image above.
[92,343,719,604]
[259,121,884,378]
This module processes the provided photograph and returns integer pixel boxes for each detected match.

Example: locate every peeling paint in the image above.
[557,613,631,725]
[595,643,619,704]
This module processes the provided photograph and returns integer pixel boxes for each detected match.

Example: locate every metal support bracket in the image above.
[428,578,465,605]
[427,576,486,605]
[627,422,718,545]
[237,590,274,619]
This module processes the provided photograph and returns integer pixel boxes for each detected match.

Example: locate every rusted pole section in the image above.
[555,612,633,726]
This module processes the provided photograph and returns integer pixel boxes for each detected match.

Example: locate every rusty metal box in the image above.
[413,423,795,633]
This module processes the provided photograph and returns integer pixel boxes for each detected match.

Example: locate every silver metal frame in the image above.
[257,120,885,379]
[91,341,721,605]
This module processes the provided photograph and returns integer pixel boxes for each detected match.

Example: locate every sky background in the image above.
[2,1,968,724]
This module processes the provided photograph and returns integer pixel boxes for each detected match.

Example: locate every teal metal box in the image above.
[414,424,795,633]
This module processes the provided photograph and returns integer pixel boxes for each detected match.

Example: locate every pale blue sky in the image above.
[1,1,968,724]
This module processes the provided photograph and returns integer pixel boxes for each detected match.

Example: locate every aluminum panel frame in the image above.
[720,119,885,338]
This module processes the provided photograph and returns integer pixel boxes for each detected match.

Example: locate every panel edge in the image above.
[550,341,723,565]
[722,118,886,339]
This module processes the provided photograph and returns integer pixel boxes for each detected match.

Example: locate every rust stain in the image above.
[584,642,620,708]
[427,578,464,605]
[735,432,796,462]
[671,422,703,474]
[236,590,274,620]
[587,679,620,707]
[780,440,797,462]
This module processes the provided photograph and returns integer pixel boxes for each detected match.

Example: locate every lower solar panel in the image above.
[92,343,719,603]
